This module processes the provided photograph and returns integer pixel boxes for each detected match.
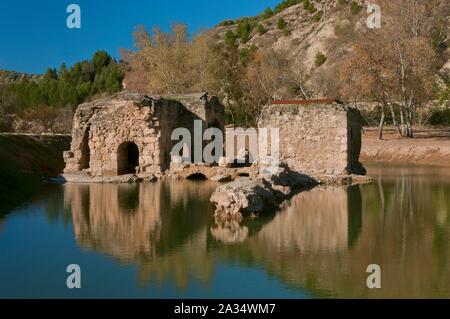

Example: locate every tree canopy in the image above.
[0,51,124,112]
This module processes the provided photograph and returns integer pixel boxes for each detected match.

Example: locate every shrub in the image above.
[274,0,304,14]
[303,0,316,13]
[224,30,237,48]
[239,45,258,63]
[350,1,362,15]
[263,7,274,19]
[313,11,323,22]
[257,24,267,35]
[219,20,235,27]
[315,51,327,66]
[236,19,253,43]
[277,18,288,30]
[429,108,450,126]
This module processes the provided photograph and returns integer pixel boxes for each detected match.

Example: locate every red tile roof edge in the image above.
[271,99,342,105]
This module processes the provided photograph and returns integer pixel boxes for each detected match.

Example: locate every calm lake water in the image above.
[0,164,449,298]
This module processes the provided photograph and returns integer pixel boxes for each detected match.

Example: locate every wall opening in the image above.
[186,173,207,180]
[118,184,140,211]
[79,127,90,170]
[117,142,140,175]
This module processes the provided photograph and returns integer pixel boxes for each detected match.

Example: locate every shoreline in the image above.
[361,127,450,167]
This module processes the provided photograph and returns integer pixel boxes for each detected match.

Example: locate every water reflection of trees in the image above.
[237,168,450,298]
[63,167,450,297]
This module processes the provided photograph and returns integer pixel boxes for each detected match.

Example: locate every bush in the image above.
[236,19,254,43]
[239,45,258,63]
[303,0,316,13]
[428,108,450,126]
[257,24,267,35]
[21,105,59,133]
[219,20,235,27]
[277,18,288,30]
[315,51,327,66]
[350,1,362,15]
[274,0,304,14]
[224,30,237,48]
[263,7,274,19]
[313,11,323,22]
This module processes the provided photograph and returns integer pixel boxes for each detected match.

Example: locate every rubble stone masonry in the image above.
[258,102,365,177]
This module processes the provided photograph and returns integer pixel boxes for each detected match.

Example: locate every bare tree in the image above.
[340,0,439,138]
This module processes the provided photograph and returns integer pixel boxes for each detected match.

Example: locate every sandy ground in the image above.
[361,127,450,166]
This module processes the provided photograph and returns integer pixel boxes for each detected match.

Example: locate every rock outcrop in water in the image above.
[211,168,319,219]
[210,166,373,219]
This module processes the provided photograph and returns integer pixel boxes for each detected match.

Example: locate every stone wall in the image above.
[258,102,365,177]
[64,92,224,177]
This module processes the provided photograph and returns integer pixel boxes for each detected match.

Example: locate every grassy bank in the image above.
[0,134,71,215]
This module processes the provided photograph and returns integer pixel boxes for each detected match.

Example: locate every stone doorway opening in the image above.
[79,127,90,170]
[186,173,207,180]
[117,142,139,175]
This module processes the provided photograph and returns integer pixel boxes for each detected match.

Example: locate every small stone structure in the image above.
[64,92,224,177]
[64,94,365,187]
[258,100,366,177]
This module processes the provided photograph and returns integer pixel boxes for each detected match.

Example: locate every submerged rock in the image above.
[210,178,276,219]
[210,168,322,219]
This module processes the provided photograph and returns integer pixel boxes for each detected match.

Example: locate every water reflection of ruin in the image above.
[64,181,217,260]
[63,171,450,297]
[64,181,360,289]
[255,186,362,252]
[243,169,450,298]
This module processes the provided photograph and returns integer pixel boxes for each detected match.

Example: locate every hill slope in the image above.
[0,134,70,215]
[210,0,450,98]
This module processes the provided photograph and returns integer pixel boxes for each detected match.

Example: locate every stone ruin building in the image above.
[257,99,366,177]
[64,92,224,177]
[64,93,365,180]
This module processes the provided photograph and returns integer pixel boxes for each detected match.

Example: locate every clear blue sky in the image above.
[0,0,280,74]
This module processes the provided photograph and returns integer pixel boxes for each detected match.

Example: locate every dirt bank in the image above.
[0,134,71,214]
[361,127,450,167]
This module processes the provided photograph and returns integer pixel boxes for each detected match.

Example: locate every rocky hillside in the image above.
[0,70,40,85]
[211,0,450,97]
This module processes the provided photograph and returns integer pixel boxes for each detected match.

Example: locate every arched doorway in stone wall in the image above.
[117,142,140,175]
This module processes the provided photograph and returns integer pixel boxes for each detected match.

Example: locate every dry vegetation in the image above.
[123,0,449,133]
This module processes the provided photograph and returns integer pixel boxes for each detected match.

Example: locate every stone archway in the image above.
[117,142,140,175]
